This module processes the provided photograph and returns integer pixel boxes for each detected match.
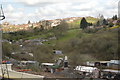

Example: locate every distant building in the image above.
[86,61,110,67]
[87,26,94,29]
[54,50,62,54]
[86,60,120,69]
[2,22,10,27]
[108,60,120,69]
[74,65,98,73]
[51,20,61,27]
[19,61,39,68]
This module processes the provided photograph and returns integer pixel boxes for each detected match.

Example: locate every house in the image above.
[108,60,120,68]
[112,20,118,26]
[87,26,94,29]
[109,60,120,64]
[41,63,54,66]
[87,60,120,69]
[86,61,110,67]
[49,19,61,27]
[54,50,62,54]
[74,65,98,73]
[19,61,39,68]
[103,69,120,73]
[2,22,10,27]
[41,63,54,72]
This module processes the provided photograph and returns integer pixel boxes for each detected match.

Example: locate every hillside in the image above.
[3,28,119,64]
[68,17,98,29]
[2,17,119,66]
[1,16,98,32]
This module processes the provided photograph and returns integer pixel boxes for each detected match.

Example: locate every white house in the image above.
[86,61,110,67]
[74,65,97,73]
[108,60,120,67]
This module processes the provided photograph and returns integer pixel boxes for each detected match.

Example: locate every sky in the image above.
[0,0,119,24]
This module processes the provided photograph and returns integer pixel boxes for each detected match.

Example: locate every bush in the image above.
[83,28,98,33]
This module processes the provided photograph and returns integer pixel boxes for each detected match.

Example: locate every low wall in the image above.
[0,64,12,71]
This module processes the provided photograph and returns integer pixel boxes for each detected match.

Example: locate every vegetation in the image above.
[80,17,88,29]
[61,29,118,66]
[112,15,117,20]
[2,16,119,66]
[2,42,20,58]
[52,21,68,40]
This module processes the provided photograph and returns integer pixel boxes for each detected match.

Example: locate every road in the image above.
[0,70,44,78]
[0,64,44,79]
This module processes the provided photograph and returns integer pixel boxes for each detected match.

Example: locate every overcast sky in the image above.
[1,0,119,24]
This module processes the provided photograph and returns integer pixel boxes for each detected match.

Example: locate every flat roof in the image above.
[87,61,110,63]
[103,69,120,73]
[41,63,54,66]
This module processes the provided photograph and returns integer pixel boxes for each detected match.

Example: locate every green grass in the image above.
[68,17,98,29]
[108,25,120,30]
[25,35,45,40]
[86,17,98,23]
[43,29,81,45]
[20,16,98,43]
[60,29,80,41]
[43,29,93,45]
[76,17,98,24]
[26,35,41,40]
[25,28,93,46]
[25,32,54,40]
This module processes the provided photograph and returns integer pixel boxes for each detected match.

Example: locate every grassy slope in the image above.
[68,17,98,29]
[40,18,119,45]
[43,29,81,45]
[24,17,98,41]
[28,24,119,43]
[77,17,98,24]
[43,28,93,46]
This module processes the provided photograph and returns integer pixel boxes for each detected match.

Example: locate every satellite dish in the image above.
[0,4,5,20]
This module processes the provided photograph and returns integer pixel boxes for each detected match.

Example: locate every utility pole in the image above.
[0,4,10,79]
[0,4,4,65]
[0,4,5,73]
[118,1,120,18]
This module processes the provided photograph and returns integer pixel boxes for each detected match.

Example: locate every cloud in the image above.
[13,0,89,5]
[2,0,119,24]
[3,4,26,24]
[6,4,14,12]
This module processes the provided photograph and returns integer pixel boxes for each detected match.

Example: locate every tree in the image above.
[112,15,117,20]
[88,23,93,26]
[96,21,100,26]
[96,15,108,26]
[80,17,88,29]
[33,27,41,34]
[114,15,117,20]
[28,20,31,24]
[99,15,104,25]
[32,45,54,63]
[53,21,68,40]
[2,42,20,59]
[108,22,114,27]
[103,19,108,25]
[40,25,44,31]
